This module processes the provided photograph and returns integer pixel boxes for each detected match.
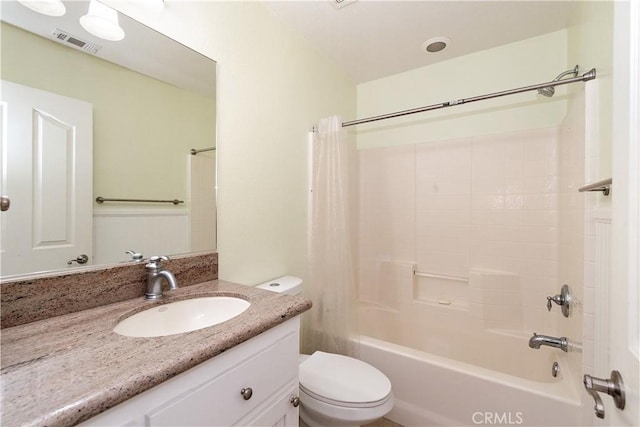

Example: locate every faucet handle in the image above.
[546,284,571,317]
[125,250,144,262]
[146,255,170,269]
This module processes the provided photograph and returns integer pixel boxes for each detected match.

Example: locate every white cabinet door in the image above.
[239,383,299,427]
[0,81,93,276]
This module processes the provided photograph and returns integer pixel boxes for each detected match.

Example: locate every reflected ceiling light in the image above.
[17,0,66,17]
[80,0,125,41]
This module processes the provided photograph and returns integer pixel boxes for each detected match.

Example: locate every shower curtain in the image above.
[302,115,359,358]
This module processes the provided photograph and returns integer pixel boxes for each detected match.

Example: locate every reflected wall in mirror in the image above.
[0,0,217,278]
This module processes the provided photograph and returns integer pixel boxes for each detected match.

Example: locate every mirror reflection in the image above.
[0,0,217,278]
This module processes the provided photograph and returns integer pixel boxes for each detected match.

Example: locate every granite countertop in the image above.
[0,280,312,427]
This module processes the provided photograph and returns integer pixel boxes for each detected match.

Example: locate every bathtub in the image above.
[357,305,583,426]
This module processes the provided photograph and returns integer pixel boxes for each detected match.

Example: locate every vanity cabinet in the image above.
[82,318,300,427]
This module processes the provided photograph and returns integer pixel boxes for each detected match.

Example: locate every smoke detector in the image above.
[332,0,358,9]
[422,36,450,53]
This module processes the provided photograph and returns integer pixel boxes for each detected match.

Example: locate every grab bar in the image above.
[414,271,468,282]
[96,197,184,205]
[190,147,216,155]
[578,178,612,196]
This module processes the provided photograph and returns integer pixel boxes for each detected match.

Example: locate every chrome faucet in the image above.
[125,250,144,262]
[528,332,568,352]
[145,255,178,300]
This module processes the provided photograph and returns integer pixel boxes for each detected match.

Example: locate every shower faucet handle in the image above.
[546,284,571,317]
[546,297,554,311]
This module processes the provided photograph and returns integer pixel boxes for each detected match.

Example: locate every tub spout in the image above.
[528,333,568,352]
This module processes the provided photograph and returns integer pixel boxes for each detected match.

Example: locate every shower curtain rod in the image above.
[342,67,596,128]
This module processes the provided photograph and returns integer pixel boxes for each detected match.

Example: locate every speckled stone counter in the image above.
[1,252,218,328]
[0,280,312,427]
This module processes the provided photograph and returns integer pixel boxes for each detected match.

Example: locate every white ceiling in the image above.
[263,0,577,83]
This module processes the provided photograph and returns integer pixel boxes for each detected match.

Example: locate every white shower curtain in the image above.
[302,115,359,358]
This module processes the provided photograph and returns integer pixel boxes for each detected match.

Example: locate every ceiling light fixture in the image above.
[17,0,66,17]
[80,0,125,42]
[422,36,450,53]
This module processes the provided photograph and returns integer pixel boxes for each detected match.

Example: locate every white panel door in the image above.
[0,80,93,276]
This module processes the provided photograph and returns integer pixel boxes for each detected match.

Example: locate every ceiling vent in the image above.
[332,0,358,9]
[52,29,102,54]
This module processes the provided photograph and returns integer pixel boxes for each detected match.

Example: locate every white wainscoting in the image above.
[93,208,189,265]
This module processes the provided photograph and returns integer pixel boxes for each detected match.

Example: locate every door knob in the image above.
[0,196,10,211]
[290,396,300,407]
[67,254,89,265]
[583,370,625,419]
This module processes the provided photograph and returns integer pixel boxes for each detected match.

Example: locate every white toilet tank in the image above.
[256,276,303,296]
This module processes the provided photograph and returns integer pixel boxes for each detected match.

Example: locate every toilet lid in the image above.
[299,351,392,405]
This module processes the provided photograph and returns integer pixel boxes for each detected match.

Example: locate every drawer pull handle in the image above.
[240,387,253,400]
[290,396,300,407]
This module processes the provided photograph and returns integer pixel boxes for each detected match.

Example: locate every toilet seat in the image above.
[299,386,394,427]
[300,384,393,408]
[299,351,392,407]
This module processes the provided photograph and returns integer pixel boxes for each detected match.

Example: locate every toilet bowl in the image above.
[257,276,394,427]
[298,352,393,427]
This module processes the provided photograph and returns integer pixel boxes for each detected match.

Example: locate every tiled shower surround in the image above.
[358,126,563,333]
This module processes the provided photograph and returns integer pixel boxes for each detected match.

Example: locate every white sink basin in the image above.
[114,296,250,338]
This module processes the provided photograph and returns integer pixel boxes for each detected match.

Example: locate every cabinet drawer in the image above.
[146,331,298,426]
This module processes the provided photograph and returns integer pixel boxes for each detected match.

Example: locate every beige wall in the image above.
[105,1,356,284]
[356,30,568,149]
[0,22,216,202]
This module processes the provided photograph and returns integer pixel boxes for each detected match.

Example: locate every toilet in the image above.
[257,276,394,427]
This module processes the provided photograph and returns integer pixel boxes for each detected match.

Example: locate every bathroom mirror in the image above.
[0,0,217,278]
